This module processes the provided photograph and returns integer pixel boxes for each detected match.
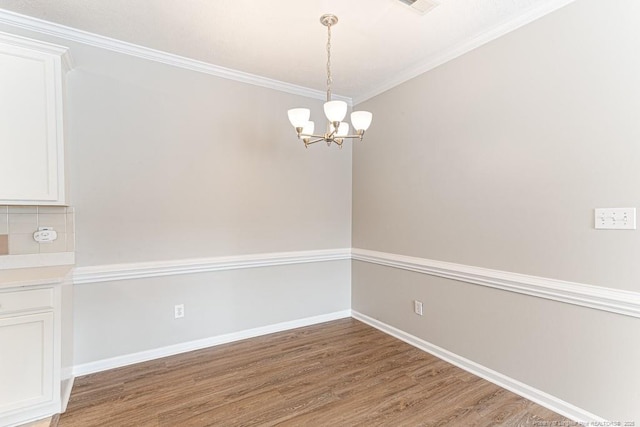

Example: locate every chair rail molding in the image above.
[73,247,640,318]
[352,248,640,319]
[73,248,351,285]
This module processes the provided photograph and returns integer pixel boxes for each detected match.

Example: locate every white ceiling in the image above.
[0,0,575,102]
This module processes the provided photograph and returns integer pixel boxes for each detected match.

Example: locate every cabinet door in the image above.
[0,312,54,413]
[0,36,67,205]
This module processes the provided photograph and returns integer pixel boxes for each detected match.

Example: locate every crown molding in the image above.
[352,0,578,105]
[0,9,352,105]
[352,248,640,319]
[0,29,65,55]
[0,1,578,107]
[0,30,73,70]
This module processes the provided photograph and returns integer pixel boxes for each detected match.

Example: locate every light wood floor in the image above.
[57,318,570,426]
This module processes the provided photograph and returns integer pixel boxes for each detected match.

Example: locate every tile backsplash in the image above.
[0,234,7,255]
[0,206,75,256]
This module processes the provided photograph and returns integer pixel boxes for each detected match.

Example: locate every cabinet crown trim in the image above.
[0,30,73,69]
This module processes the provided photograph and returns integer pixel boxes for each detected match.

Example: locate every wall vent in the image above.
[397,0,440,15]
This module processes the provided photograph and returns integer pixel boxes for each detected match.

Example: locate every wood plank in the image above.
[57,318,570,426]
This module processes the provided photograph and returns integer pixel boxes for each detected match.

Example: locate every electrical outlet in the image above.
[174,304,185,319]
[413,300,423,316]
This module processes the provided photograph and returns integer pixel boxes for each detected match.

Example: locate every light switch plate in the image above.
[594,207,636,230]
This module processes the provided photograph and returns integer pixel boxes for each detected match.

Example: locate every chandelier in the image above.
[287,14,373,148]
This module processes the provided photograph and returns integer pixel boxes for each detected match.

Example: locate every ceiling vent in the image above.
[397,0,440,15]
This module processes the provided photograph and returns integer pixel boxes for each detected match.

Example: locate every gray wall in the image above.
[65,47,352,267]
[2,0,639,420]
[353,0,640,292]
[75,260,351,365]
[0,23,352,365]
[352,0,640,421]
[352,262,640,421]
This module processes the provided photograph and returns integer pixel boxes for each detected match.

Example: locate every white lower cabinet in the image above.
[0,287,60,427]
[0,313,54,414]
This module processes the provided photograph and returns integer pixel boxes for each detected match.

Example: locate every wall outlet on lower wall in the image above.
[174,304,185,319]
[413,300,423,316]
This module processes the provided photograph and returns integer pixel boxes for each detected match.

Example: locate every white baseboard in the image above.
[73,310,351,377]
[0,403,58,427]
[60,377,74,412]
[70,309,607,422]
[351,310,605,423]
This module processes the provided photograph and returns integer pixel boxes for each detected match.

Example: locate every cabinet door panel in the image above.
[0,53,52,200]
[0,312,54,413]
[0,34,68,205]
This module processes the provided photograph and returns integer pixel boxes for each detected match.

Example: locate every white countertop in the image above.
[0,266,73,289]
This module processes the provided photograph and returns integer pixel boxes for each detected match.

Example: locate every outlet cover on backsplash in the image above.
[0,205,75,268]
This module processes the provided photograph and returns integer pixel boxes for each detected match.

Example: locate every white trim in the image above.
[73,247,640,319]
[72,310,351,376]
[353,0,578,104]
[0,28,73,77]
[60,377,74,412]
[352,248,640,319]
[0,30,69,58]
[1,406,57,427]
[0,2,577,106]
[351,310,605,423]
[0,9,351,105]
[0,252,75,270]
[73,248,351,285]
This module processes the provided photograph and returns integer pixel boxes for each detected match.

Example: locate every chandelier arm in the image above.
[340,130,366,140]
[289,15,370,149]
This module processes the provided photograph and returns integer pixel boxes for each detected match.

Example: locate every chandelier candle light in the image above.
[287,14,373,148]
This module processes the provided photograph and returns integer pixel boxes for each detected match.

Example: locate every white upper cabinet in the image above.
[0,32,71,205]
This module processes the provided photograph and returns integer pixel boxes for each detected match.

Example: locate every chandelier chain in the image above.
[326,22,332,102]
